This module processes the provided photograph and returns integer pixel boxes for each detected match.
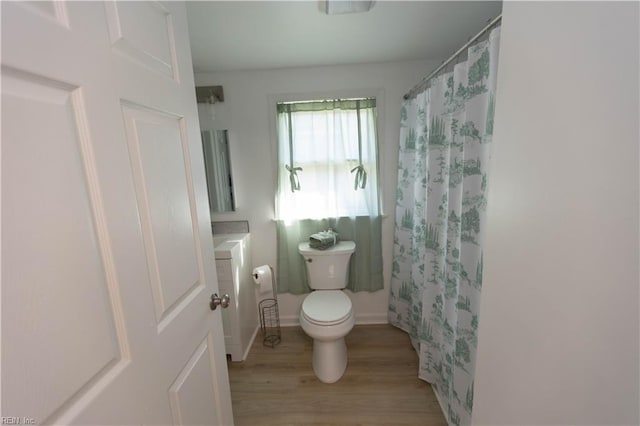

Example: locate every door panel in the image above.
[122,104,202,324]
[169,334,219,426]
[1,2,233,424]
[104,1,178,80]
[18,1,69,27]
[2,66,128,425]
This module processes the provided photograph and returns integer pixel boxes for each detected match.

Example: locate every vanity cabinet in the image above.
[213,233,258,362]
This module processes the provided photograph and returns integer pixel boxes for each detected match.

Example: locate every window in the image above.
[276,98,379,220]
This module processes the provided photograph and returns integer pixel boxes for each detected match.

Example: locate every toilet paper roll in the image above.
[252,265,274,295]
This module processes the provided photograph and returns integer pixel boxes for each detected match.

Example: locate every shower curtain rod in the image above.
[403,14,502,100]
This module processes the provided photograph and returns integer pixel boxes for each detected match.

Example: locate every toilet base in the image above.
[312,338,347,384]
[299,300,355,384]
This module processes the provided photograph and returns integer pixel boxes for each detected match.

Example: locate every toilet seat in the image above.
[301,290,352,326]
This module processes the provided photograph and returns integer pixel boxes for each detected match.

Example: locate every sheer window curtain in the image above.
[275,99,383,294]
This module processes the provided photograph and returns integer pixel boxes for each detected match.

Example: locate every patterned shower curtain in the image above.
[389,27,500,425]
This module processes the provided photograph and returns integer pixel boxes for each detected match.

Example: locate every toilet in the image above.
[298,241,356,383]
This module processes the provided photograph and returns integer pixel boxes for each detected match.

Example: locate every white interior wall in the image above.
[195,59,440,324]
[473,2,639,424]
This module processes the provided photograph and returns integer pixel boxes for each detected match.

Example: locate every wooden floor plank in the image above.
[227,324,447,426]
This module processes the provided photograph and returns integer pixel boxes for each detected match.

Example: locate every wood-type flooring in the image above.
[227,324,447,426]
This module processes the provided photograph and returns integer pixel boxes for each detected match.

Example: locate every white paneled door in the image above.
[1,2,233,425]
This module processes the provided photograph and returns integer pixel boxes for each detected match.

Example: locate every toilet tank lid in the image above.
[298,241,355,256]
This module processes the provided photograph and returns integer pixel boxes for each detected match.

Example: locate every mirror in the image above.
[201,129,235,213]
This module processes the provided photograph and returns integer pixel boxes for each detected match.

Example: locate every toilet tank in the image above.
[298,241,356,290]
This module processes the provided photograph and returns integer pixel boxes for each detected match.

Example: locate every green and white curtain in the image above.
[389,27,500,425]
[275,99,383,294]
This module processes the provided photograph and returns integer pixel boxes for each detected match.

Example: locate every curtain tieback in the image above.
[350,164,367,190]
[285,164,302,192]
[351,100,367,190]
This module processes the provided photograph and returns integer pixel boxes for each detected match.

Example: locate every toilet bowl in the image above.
[298,241,356,383]
[300,290,355,383]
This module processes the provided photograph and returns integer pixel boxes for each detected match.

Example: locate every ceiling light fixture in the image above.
[321,0,375,15]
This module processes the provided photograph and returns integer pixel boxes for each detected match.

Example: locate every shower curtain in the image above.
[389,27,500,425]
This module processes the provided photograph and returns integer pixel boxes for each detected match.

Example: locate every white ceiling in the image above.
[186,1,503,73]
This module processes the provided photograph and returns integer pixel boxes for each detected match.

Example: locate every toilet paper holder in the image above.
[259,298,281,348]
[253,264,281,348]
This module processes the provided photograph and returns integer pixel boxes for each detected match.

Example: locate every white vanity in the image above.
[212,233,259,361]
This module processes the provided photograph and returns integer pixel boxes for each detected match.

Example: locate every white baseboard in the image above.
[355,313,388,325]
[280,315,299,327]
[242,325,260,360]
[279,313,388,327]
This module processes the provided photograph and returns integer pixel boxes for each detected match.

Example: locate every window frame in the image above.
[268,88,385,220]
